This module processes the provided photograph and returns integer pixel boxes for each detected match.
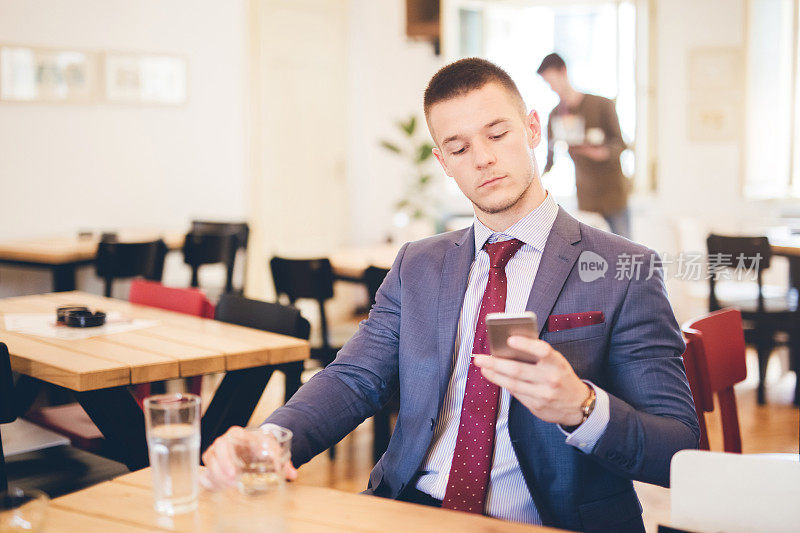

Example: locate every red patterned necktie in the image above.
[442,238,524,514]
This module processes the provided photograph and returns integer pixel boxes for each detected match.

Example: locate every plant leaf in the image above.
[416,143,435,162]
[419,174,432,185]
[399,116,416,136]
[380,140,402,154]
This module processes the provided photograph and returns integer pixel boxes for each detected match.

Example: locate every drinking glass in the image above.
[144,393,201,515]
[0,487,49,532]
[231,424,292,496]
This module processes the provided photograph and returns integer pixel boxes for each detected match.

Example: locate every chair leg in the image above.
[790,317,800,407]
[317,300,333,366]
[1,427,7,492]
[190,266,200,288]
[104,278,113,298]
[280,362,303,404]
[755,328,774,405]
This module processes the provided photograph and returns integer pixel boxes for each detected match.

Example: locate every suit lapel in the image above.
[526,207,582,333]
[436,227,475,409]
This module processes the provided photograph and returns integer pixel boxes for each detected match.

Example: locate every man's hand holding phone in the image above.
[476,312,590,427]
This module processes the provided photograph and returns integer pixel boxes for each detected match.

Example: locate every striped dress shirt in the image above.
[415,193,610,524]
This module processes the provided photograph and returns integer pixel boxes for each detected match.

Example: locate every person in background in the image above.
[538,53,632,239]
[203,57,698,533]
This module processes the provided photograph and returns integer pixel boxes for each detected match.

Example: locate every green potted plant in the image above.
[380,115,439,240]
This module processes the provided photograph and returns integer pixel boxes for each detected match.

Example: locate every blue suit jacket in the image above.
[266,207,699,532]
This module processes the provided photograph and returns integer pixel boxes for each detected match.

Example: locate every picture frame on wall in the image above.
[104,53,187,105]
[0,45,99,103]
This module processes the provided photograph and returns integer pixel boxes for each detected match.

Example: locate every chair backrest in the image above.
[671,450,800,533]
[269,256,335,302]
[95,239,168,296]
[680,335,710,450]
[129,279,214,318]
[363,266,390,306]
[682,308,748,453]
[182,232,239,268]
[706,234,771,312]
[191,220,249,250]
[215,293,310,340]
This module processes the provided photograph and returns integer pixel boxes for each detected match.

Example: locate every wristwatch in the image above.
[562,385,596,433]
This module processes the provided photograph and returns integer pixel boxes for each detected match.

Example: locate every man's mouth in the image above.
[479,175,507,188]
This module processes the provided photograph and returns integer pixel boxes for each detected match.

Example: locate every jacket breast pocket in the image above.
[542,322,606,345]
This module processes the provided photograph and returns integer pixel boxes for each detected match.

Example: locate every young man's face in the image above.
[428,82,541,218]
[539,67,570,98]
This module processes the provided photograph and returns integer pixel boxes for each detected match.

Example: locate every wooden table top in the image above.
[48,468,560,532]
[0,292,308,391]
[329,244,400,279]
[0,231,186,265]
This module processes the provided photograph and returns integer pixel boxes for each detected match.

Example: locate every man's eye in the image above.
[451,147,467,155]
[490,131,508,140]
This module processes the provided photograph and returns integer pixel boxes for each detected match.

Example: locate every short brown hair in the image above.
[423,57,526,119]
[536,53,566,75]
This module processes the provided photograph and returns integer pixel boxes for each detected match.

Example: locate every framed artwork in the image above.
[104,53,187,105]
[687,47,744,142]
[0,45,99,103]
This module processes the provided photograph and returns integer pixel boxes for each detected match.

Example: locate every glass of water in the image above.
[232,424,292,496]
[144,393,201,515]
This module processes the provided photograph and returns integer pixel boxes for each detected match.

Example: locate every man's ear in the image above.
[432,147,453,177]
[526,109,542,149]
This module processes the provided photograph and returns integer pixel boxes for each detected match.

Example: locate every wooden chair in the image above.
[95,239,168,298]
[706,234,796,404]
[680,335,710,450]
[682,308,748,453]
[182,231,240,294]
[269,256,338,367]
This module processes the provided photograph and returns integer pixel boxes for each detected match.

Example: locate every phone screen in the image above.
[485,312,539,362]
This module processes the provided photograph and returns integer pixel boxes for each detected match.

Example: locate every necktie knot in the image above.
[483,238,524,269]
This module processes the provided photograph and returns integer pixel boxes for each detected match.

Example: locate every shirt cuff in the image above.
[560,381,610,453]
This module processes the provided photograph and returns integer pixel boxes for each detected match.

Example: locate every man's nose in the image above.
[472,139,496,169]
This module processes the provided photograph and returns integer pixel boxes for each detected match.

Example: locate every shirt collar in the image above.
[473,191,559,255]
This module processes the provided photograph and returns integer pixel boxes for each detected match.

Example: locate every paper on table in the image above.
[1,312,158,340]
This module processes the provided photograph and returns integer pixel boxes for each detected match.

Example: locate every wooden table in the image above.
[47,468,560,532]
[0,291,309,472]
[0,231,185,292]
[329,244,399,281]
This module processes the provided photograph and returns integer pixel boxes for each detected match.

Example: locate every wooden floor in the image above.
[236,346,799,532]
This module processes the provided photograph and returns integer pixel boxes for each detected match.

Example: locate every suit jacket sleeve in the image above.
[589,250,700,487]
[263,244,408,467]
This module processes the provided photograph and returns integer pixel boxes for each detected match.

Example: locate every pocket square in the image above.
[546,311,605,332]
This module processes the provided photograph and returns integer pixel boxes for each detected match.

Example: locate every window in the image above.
[745,0,799,198]
[443,0,640,199]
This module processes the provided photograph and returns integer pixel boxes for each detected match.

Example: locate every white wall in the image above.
[346,0,450,245]
[0,0,248,295]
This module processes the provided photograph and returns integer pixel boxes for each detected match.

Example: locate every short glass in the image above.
[231,424,292,496]
[144,393,201,515]
[0,487,49,532]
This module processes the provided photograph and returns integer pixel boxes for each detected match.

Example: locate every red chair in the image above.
[681,335,710,450]
[129,279,215,319]
[682,308,748,453]
[129,279,215,398]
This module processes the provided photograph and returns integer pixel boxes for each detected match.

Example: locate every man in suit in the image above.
[203,58,699,532]
[538,53,632,239]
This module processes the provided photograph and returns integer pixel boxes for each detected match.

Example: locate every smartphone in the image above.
[486,311,539,362]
